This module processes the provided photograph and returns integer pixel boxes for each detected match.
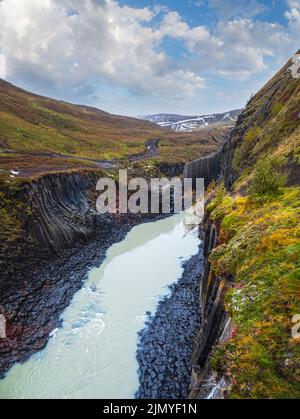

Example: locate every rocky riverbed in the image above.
[136,243,203,399]
[0,216,154,378]
[0,212,204,399]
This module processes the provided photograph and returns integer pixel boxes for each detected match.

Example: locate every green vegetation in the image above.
[272,102,284,116]
[249,156,288,198]
[156,127,227,164]
[0,175,30,257]
[206,56,300,399]
[0,79,164,162]
[208,186,300,399]
[0,80,227,179]
[229,60,300,183]
[244,126,263,150]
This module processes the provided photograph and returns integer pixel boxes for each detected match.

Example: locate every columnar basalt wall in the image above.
[0,171,114,290]
[183,150,223,187]
[189,218,232,399]
[158,162,185,178]
[25,172,112,255]
[184,148,235,399]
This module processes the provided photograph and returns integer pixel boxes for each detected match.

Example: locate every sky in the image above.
[0,0,299,116]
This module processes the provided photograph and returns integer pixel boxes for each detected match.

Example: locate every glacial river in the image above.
[0,213,200,399]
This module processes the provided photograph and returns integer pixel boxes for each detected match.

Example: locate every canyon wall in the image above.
[189,51,300,399]
[189,216,232,399]
[0,171,114,291]
[158,162,185,178]
[183,150,222,187]
[25,172,112,255]
[183,149,232,399]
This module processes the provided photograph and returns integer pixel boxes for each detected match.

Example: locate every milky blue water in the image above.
[0,213,200,399]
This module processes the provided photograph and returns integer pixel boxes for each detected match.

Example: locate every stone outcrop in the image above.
[0,171,113,294]
[189,218,233,399]
[25,172,112,255]
[183,150,223,187]
[158,162,185,178]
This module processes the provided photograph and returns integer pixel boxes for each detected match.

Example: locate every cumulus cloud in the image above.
[0,1,166,89]
[0,0,203,100]
[160,12,291,80]
[0,0,298,113]
[286,0,300,39]
[0,54,5,78]
[214,19,290,79]
[208,0,266,19]
[159,10,219,50]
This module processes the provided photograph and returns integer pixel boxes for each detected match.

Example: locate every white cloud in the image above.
[0,0,203,100]
[159,10,218,49]
[208,0,266,19]
[164,15,291,80]
[214,19,290,79]
[286,0,300,40]
[0,0,298,114]
[0,0,203,99]
[287,0,300,7]
[0,54,5,78]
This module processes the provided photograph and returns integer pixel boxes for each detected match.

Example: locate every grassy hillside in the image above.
[0,79,227,178]
[156,126,228,164]
[227,50,300,188]
[0,79,228,271]
[0,79,164,159]
[207,51,300,399]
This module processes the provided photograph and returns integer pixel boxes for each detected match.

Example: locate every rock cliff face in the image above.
[157,150,223,180]
[0,171,113,291]
[25,172,112,255]
[0,170,132,377]
[158,162,186,178]
[181,149,233,399]
[189,217,232,399]
[222,49,300,188]
[189,51,300,399]
[183,150,222,187]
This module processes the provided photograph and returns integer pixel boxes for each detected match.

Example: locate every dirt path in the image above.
[128,139,159,162]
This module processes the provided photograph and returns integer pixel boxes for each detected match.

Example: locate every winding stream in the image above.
[0,213,200,399]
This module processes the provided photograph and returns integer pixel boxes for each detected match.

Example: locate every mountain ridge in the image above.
[139,109,242,132]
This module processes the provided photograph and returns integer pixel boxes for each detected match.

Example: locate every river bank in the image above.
[0,216,148,378]
[0,148,223,395]
[136,239,203,399]
[0,213,201,398]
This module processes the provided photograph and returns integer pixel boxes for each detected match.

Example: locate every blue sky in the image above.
[0,0,299,116]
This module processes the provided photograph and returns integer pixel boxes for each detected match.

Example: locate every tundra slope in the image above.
[190,50,300,399]
[0,79,227,176]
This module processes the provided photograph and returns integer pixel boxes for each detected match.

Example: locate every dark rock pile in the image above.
[136,245,203,399]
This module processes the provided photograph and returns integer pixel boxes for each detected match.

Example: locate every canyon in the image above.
[0,146,222,398]
[0,50,299,399]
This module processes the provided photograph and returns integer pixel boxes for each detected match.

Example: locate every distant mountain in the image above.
[139,109,242,132]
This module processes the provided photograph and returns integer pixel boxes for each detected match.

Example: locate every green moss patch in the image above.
[208,186,300,399]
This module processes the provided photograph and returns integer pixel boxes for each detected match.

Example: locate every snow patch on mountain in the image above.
[138,109,242,132]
